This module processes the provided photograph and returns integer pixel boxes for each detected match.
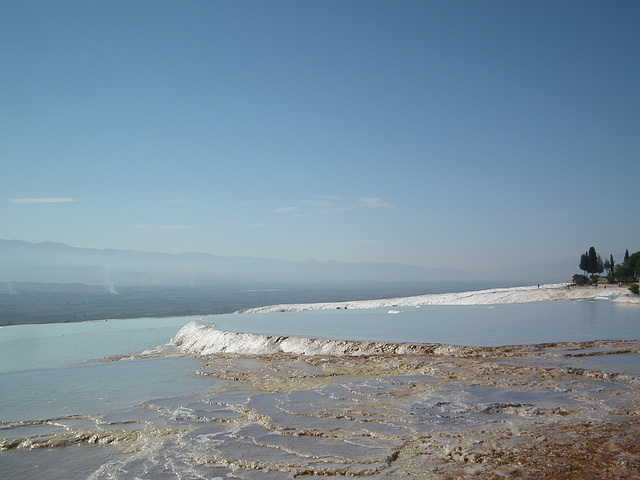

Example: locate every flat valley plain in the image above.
[0,281,463,326]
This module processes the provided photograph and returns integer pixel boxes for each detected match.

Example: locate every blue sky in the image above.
[2,0,639,275]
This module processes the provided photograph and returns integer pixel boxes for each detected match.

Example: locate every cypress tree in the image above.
[579,253,589,275]
[588,247,598,275]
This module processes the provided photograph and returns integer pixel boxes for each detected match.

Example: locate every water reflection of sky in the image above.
[211,299,640,347]
[0,356,210,421]
[498,353,640,377]
[569,353,640,376]
[0,316,196,373]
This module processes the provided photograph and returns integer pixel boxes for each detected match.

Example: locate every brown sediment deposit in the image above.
[187,341,640,479]
[5,340,639,479]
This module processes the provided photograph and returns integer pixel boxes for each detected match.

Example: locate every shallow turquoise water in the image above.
[0,298,638,479]
[1,299,637,424]
[0,316,196,374]
[209,299,640,346]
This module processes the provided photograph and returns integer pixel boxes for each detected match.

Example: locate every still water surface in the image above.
[1,299,638,423]
[211,299,640,346]
[0,298,638,480]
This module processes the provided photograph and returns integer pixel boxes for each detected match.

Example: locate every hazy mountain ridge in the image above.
[0,240,468,286]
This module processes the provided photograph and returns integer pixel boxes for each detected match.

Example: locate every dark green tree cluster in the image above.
[579,247,603,277]
[613,249,640,283]
[576,247,640,289]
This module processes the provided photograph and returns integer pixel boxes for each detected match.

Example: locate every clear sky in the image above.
[2,0,639,275]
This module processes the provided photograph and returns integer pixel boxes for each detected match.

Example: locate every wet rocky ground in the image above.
[183,341,640,479]
[3,340,640,479]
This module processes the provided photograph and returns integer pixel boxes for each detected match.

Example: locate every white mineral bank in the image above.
[240,283,637,313]
[172,284,638,357]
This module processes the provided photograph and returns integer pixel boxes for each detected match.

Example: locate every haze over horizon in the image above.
[1,238,578,285]
[3,1,639,277]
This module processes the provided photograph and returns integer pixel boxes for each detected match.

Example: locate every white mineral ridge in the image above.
[239,283,635,313]
[172,324,434,356]
[172,284,637,357]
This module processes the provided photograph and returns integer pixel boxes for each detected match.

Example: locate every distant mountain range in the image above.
[0,239,470,287]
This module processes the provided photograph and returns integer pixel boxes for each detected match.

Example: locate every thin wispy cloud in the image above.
[223,220,273,228]
[243,223,272,228]
[273,207,298,214]
[502,212,569,220]
[135,224,196,231]
[275,196,395,217]
[356,197,395,209]
[324,239,379,246]
[7,197,76,204]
